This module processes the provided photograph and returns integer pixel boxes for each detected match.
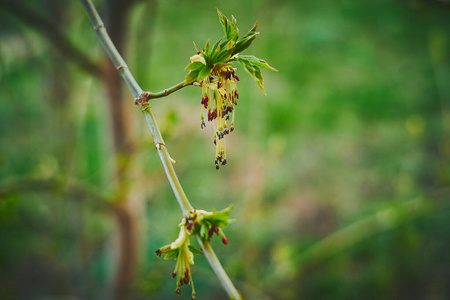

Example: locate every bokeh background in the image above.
[1,0,450,299]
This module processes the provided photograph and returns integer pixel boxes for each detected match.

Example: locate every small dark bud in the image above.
[208,228,214,238]
[184,276,190,285]
[235,91,239,99]
[197,51,201,55]
[176,286,181,295]
[235,75,240,82]
[214,226,220,235]
[180,279,184,287]
[185,269,190,279]
[222,158,227,165]
[186,222,193,231]
[215,164,220,170]
[171,272,177,278]
[155,249,162,257]
[230,126,234,132]
[226,115,230,120]
[213,139,217,145]
[222,237,228,245]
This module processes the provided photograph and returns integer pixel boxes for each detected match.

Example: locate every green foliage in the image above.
[2,0,450,299]
[184,8,277,92]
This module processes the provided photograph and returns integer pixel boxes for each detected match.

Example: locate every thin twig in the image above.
[79,0,242,298]
[146,80,193,99]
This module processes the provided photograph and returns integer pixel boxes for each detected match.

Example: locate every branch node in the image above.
[155,142,166,150]
[164,89,168,96]
[94,22,105,31]
[117,65,126,71]
[134,91,152,111]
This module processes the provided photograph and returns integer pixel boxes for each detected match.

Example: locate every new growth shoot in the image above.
[185,9,277,169]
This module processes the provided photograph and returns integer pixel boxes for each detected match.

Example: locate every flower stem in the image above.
[197,237,242,300]
[79,0,241,298]
[148,80,193,99]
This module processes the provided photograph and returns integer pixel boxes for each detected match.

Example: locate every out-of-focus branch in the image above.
[0,0,102,77]
[0,177,114,211]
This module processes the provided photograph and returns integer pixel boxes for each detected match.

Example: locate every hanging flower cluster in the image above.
[156,206,233,298]
[185,9,277,169]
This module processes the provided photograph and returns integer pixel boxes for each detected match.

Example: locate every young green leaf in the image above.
[238,59,266,94]
[232,21,259,55]
[185,69,201,83]
[237,55,278,71]
[185,61,206,72]
[188,245,204,255]
[197,65,212,80]
[216,8,239,42]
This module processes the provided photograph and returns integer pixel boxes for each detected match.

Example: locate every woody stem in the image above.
[79,0,241,299]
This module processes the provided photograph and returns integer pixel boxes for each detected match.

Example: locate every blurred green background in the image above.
[1,0,450,299]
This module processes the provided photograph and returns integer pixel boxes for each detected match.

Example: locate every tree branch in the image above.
[0,0,102,77]
[79,0,242,298]
[147,80,193,99]
[0,177,114,212]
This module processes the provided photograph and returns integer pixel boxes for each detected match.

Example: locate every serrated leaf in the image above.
[198,65,211,80]
[184,61,206,72]
[239,59,266,94]
[214,48,233,64]
[216,8,239,42]
[163,248,179,260]
[229,15,239,42]
[231,20,259,55]
[203,205,233,228]
[185,69,201,83]
[204,39,211,53]
[217,8,229,37]
[232,31,260,56]
[211,37,223,54]
[238,55,277,71]
[188,245,204,255]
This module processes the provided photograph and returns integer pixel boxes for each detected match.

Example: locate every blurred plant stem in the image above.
[293,198,431,274]
[79,0,242,299]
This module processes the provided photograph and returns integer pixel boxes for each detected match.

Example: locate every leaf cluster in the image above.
[185,9,277,93]
[193,205,233,242]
